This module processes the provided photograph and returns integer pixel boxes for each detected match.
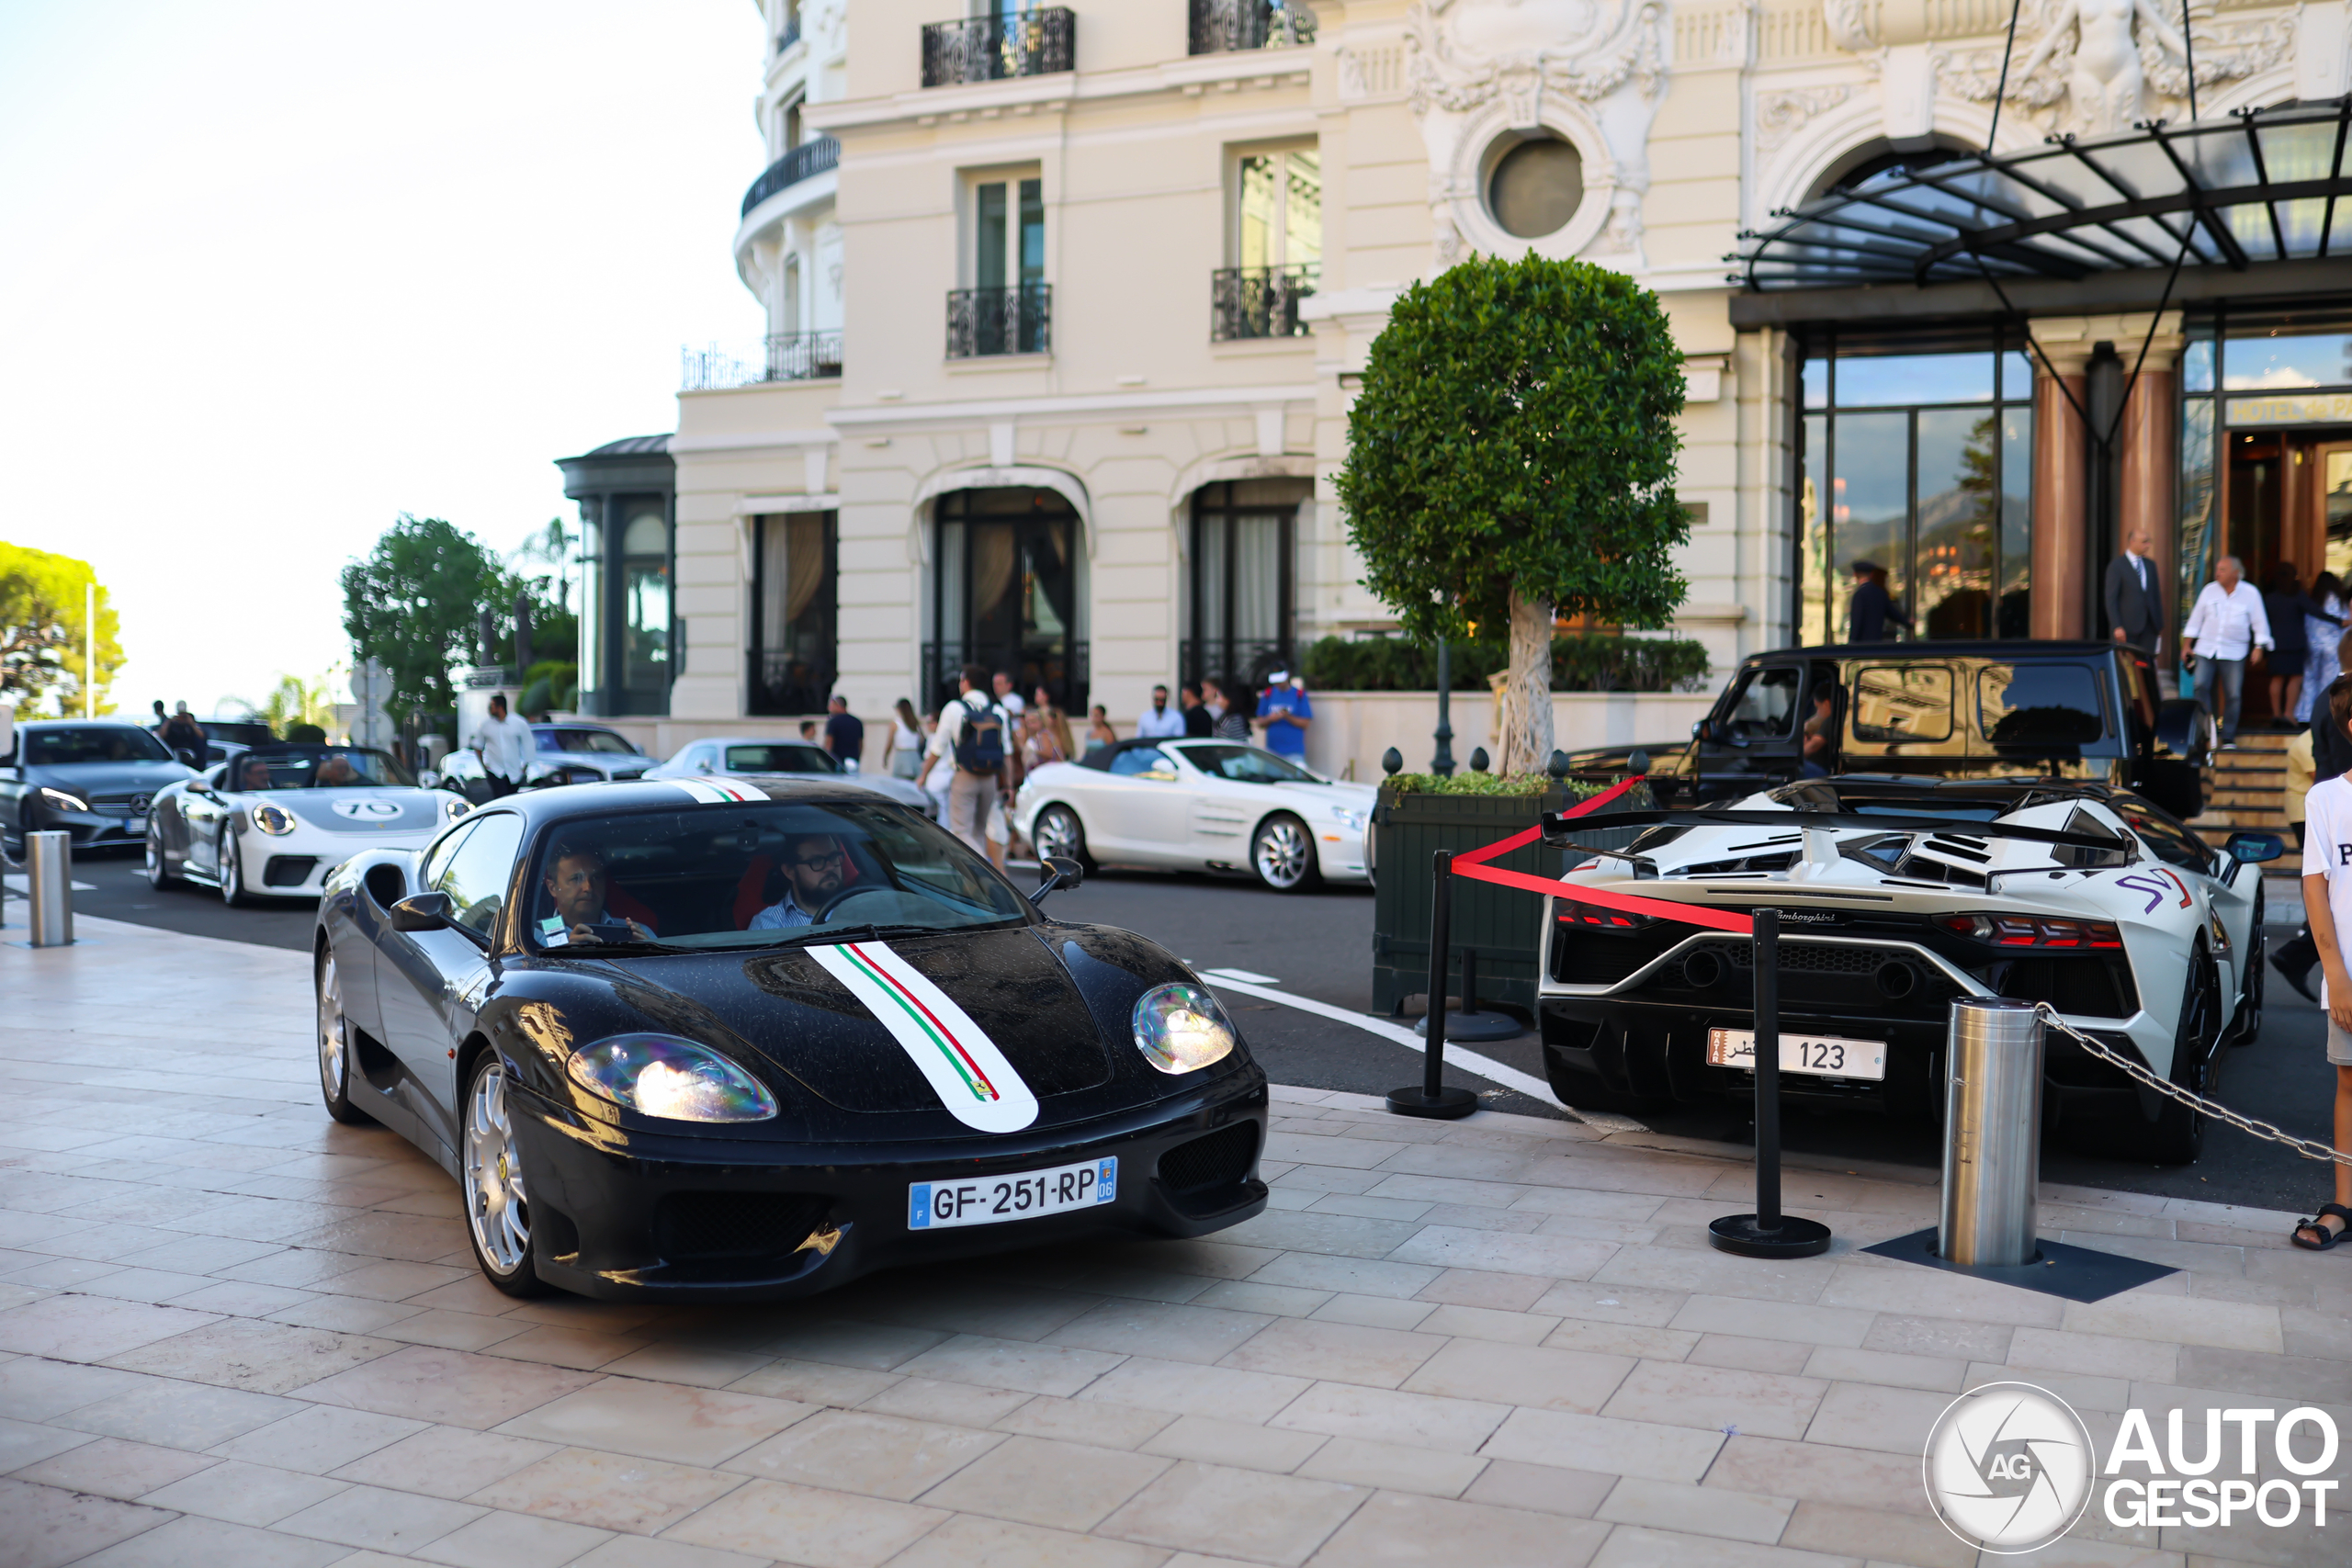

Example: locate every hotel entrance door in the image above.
[2218,430,2352,724]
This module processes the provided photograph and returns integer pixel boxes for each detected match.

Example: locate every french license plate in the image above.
[910,1157,1117,1231]
[1707,1027,1886,1082]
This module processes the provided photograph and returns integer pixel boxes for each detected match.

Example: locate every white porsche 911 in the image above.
[1536,776,2283,1164]
[145,744,471,906]
[1014,738,1375,891]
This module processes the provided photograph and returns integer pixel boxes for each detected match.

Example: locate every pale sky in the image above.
[0,1,767,716]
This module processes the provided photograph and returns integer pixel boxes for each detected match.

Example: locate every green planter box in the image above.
[1371,784,1648,1019]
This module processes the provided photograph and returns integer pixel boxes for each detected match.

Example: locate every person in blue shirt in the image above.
[1258,669,1313,759]
[751,834,851,929]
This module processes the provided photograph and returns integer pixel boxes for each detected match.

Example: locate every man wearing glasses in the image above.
[751,834,852,929]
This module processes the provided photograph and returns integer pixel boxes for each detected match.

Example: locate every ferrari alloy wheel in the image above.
[145,824,175,889]
[1250,813,1321,893]
[1033,805,1092,872]
[220,834,248,908]
[462,1056,548,1296]
[316,952,370,1126]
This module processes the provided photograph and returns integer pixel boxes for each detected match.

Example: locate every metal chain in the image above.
[2030,1004,2352,1168]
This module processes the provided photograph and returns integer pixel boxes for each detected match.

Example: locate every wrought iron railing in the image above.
[922,641,1090,715]
[680,333,843,390]
[947,285,1051,358]
[921,8,1076,86]
[776,13,800,53]
[1210,264,1317,341]
[1180,639,1292,692]
[748,650,834,717]
[741,135,840,217]
[1189,0,1316,54]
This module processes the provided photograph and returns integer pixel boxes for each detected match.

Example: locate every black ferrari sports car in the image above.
[312,777,1269,1300]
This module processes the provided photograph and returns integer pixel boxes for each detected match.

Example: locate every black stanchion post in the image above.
[1389,850,1477,1120]
[1461,949,1479,1018]
[1708,908,1831,1257]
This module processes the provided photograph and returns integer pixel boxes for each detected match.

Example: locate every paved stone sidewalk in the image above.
[0,915,2344,1567]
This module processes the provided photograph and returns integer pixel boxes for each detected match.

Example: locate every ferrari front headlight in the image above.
[253,804,297,836]
[565,1033,778,1122]
[1131,983,1238,1075]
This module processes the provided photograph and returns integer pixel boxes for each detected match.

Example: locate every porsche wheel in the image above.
[220,833,249,908]
[1250,813,1321,893]
[462,1055,548,1297]
[145,823,176,889]
[1032,805,1093,873]
[316,952,371,1126]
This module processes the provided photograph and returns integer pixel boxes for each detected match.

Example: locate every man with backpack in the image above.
[922,665,1017,863]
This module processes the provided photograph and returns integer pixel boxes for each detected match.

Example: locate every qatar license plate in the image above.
[909,1156,1118,1231]
[1707,1028,1886,1082]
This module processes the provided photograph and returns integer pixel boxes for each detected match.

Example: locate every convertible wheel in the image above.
[220,834,249,908]
[1032,805,1093,873]
[462,1055,548,1297]
[145,823,176,889]
[316,952,371,1126]
[1250,813,1321,893]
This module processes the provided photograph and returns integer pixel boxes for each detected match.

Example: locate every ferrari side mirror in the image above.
[390,891,456,932]
[1034,855,1084,903]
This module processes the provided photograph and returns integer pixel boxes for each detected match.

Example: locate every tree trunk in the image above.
[1497,588,1555,776]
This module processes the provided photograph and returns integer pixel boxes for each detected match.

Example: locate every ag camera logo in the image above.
[1923,1382,2095,1553]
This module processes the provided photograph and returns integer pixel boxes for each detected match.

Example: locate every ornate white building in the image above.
[560,0,2352,767]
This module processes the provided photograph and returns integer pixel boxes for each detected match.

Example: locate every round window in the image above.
[1487,137,1584,240]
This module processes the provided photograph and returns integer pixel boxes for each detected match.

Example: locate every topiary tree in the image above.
[1333,254,1690,774]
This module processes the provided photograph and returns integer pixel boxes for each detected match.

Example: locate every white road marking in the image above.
[1200,965,1283,985]
[4,874,97,892]
[1192,969,1646,1132]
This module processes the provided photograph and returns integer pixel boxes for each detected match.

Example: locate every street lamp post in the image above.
[1431,637,1455,778]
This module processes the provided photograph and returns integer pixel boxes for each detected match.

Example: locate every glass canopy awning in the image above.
[1736,100,2352,292]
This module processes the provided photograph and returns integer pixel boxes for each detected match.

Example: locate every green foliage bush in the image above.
[1301,634,1707,694]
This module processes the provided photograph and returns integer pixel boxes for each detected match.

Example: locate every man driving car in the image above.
[750,833,851,930]
[538,842,655,945]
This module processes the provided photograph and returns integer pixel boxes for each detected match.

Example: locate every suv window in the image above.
[433,812,526,936]
[1723,667,1801,740]
[1980,665,2108,748]
[1850,665,1953,743]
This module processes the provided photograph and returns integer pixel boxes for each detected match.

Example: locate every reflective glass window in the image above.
[435,811,526,937]
[1724,667,1802,739]
[1850,665,1953,743]
[2222,332,2352,391]
[1978,665,2109,747]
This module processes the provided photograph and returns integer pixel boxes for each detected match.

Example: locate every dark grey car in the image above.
[1,721,196,852]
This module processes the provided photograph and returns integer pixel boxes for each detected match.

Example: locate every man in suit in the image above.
[2104,525,2165,654]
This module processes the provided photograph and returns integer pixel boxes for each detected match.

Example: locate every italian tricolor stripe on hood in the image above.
[809,940,1041,1134]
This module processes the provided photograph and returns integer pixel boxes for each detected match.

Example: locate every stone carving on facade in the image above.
[1404,0,1669,266]
[1756,85,1854,152]
[1938,1,2294,135]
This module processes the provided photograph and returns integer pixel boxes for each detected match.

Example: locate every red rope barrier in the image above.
[1446,776,1758,935]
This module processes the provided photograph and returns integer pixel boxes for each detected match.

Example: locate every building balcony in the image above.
[921,8,1075,87]
[681,333,843,391]
[1189,0,1316,54]
[947,285,1050,359]
[1210,265,1317,341]
[742,136,839,218]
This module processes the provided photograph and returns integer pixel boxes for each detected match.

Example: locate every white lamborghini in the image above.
[1535,776,2283,1164]
[146,744,471,906]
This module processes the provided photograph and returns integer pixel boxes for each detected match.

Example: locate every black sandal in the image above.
[2292,1203,2352,1250]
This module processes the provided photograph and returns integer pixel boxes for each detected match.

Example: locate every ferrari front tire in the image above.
[461,1055,549,1298]
[1032,805,1093,873]
[1251,813,1322,893]
[220,834,249,907]
[145,824,176,889]
[316,951,371,1126]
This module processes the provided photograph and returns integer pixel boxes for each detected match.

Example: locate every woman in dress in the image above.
[1084,705,1118,756]
[885,698,924,780]
[1033,686,1076,764]
[2297,571,2346,724]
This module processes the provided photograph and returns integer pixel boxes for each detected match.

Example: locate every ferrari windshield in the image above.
[526,800,1028,951]
[227,749,417,792]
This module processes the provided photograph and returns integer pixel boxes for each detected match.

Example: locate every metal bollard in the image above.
[27,830,74,947]
[1939,998,2042,1267]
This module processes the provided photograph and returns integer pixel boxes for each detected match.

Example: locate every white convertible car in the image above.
[1536,775,2281,1163]
[145,744,471,905]
[1014,738,1375,891]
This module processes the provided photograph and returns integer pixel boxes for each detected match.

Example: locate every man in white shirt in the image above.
[2292,677,2352,1249]
[918,666,1016,864]
[2182,555,2272,748]
[990,671,1026,717]
[471,694,536,797]
[1135,685,1185,739]
[749,834,850,929]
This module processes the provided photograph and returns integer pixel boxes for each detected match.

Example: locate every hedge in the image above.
[1300,634,1708,694]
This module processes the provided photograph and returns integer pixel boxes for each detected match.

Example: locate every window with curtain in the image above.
[751,512,836,716]
[930,489,1084,711]
[1186,479,1305,689]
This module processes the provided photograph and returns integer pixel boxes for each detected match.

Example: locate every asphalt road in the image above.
[41,848,2350,1222]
